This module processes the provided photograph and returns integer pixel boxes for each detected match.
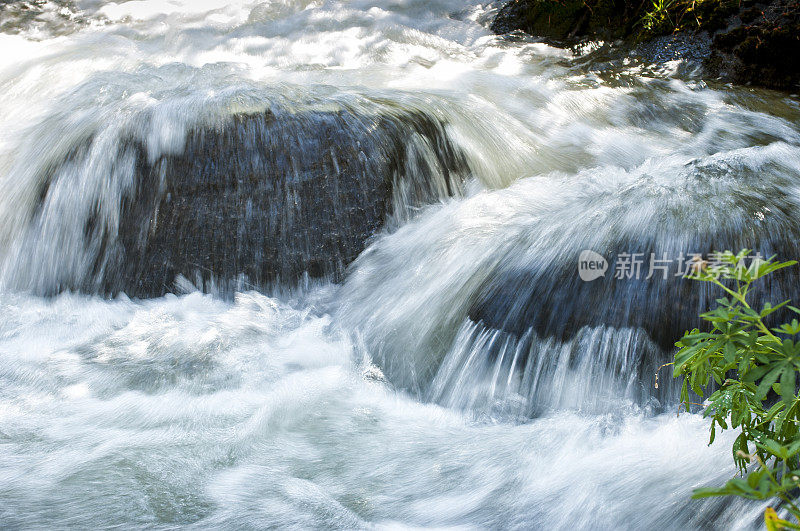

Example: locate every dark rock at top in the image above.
[490,0,800,90]
[706,0,800,90]
[490,0,643,43]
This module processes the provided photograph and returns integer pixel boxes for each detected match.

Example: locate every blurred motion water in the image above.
[1,0,799,528]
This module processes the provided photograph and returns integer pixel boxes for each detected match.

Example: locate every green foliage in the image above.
[674,250,800,527]
[640,0,682,33]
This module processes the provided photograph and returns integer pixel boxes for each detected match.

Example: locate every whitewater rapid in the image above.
[1,0,799,528]
[0,289,764,527]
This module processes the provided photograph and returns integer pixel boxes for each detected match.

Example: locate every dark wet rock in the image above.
[635,32,712,63]
[491,0,800,90]
[490,0,643,43]
[41,106,470,297]
[469,238,800,354]
[465,151,800,355]
[489,0,736,43]
[706,0,800,90]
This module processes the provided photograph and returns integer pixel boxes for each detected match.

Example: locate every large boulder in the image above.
[469,239,800,353]
[29,106,470,297]
[338,144,800,410]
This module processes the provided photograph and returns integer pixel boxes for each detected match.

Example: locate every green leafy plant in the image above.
[637,0,738,36]
[673,250,800,529]
[640,0,681,32]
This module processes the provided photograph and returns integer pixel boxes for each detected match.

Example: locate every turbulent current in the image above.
[1,0,800,528]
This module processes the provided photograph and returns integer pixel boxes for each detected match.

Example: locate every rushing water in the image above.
[2,0,800,528]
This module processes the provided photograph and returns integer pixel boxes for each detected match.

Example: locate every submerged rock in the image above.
[468,240,800,353]
[33,106,470,297]
[338,144,800,408]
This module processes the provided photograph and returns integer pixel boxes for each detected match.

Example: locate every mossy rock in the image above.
[492,0,800,90]
[490,0,740,42]
[708,0,800,89]
[490,0,644,42]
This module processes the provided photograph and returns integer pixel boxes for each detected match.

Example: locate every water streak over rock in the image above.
[3,101,470,296]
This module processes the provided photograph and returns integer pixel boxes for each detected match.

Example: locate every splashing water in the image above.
[1,0,800,528]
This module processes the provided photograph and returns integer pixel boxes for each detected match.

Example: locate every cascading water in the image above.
[1,0,799,528]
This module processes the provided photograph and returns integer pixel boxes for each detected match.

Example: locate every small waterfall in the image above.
[340,141,800,414]
[428,321,670,418]
[0,75,471,296]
